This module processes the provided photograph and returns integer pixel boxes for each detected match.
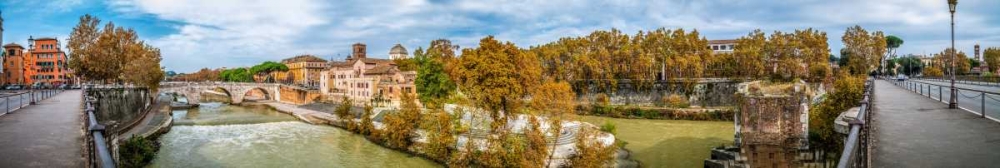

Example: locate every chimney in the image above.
[352,43,366,59]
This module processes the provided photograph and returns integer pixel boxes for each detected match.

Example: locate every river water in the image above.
[149,102,439,168]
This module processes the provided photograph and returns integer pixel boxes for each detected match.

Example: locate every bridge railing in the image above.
[917,76,1000,87]
[887,78,1000,123]
[837,77,874,168]
[0,89,64,116]
[83,87,116,168]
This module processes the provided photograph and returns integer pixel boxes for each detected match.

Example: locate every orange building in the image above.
[24,37,70,86]
[2,43,25,85]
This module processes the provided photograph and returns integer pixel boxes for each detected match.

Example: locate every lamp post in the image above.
[948,0,958,109]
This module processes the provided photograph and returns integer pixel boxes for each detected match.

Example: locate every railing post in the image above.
[939,86,943,102]
[983,92,987,118]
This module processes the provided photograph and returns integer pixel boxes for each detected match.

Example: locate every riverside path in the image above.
[872,79,1000,167]
[0,90,84,167]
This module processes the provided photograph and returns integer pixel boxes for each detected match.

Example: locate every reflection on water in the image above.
[580,116,734,167]
[150,102,439,168]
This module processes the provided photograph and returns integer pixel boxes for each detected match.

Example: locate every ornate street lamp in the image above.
[948,0,958,109]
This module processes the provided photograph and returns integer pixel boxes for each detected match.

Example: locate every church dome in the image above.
[389,44,408,55]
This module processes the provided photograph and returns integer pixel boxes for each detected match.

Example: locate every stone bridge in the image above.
[159,82,282,104]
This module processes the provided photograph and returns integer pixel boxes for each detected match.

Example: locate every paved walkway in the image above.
[0,90,84,167]
[872,80,1000,167]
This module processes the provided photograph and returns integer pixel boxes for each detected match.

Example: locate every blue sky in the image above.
[3,0,999,73]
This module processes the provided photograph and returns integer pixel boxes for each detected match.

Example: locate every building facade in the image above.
[25,37,70,85]
[709,39,736,54]
[280,55,327,88]
[3,43,24,85]
[320,43,417,107]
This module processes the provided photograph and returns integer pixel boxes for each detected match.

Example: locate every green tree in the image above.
[394,58,419,71]
[414,47,457,109]
[219,68,253,82]
[249,61,289,82]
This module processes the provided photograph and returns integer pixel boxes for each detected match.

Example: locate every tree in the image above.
[414,47,457,109]
[934,48,970,75]
[455,36,541,130]
[383,93,421,149]
[424,109,455,161]
[883,35,904,74]
[219,68,253,82]
[359,103,375,136]
[249,61,288,82]
[734,29,768,78]
[567,128,615,168]
[335,97,353,125]
[985,47,1000,73]
[808,72,865,153]
[529,80,576,118]
[67,14,164,89]
[841,25,887,75]
[895,56,924,76]
[393,58,419,71]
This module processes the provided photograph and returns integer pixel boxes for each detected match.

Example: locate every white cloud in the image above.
[103,0,1000,72]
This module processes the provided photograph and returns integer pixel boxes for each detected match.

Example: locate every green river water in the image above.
[581,116,735,168]
[149,102,439,168]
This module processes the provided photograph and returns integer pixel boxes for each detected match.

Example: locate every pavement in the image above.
[0,90,84,167]
[872,80,1000,167]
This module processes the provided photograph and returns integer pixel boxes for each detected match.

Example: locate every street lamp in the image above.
[948,0,958,109]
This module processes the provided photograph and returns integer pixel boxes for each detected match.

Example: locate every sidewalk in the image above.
[872,80,1000,167]
[0,90,84,168]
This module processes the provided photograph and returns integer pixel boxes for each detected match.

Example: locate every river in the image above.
[580,116,734,167]
[149,102,439,168]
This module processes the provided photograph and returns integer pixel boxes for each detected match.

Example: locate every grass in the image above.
[579,116,733,167]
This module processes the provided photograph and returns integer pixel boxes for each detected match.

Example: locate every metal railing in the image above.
[919,76,1000,87]
[837,77,874,168]
[888,78,1000,122]
[83,87,116,168]
[0,89,64,116]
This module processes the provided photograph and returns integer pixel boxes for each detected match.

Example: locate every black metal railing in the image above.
[83,87,116,168]
[888,79,999,122]
[837,77,874,168]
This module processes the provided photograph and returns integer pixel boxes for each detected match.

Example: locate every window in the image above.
[712,45,719,50]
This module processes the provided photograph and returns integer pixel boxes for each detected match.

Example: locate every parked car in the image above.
[4,85,23,90]
[896,74,908,81]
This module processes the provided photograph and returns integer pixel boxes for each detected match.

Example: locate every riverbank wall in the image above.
[575,78,741,107]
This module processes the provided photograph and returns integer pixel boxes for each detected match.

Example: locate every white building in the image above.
[709,39,736,54]
[389,44,409,60]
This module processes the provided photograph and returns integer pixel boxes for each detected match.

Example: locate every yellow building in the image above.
[280,55,327,88]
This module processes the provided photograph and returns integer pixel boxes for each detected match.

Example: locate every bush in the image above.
[594,93,611,107]
[600,121,617,136]
[660,94,690,108]
[584,105,734,121]
[119,135,160,168]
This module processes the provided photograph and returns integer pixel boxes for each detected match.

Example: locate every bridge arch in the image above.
[159,82,281,105]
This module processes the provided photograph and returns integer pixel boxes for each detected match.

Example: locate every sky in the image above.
[2,0,999,73]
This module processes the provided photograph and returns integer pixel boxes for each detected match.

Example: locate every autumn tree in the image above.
[567,128,615,168]
[985,47,1000,73]
[841,25,887,75]
[383,93,421,149]
[359,103,376,136]
[423,109,455,161]
[335,97,354,127]
[456,36,541,130]
[68,14,164,89]
[733,30,768,78]
[933,48,971,75]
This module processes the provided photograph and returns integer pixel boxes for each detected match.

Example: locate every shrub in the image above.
[119,135,160,168]
[594,93,610,106]
[600,121,617,136]
[661,94,690,108]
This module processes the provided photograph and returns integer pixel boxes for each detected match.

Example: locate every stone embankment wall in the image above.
[575,78,740,107]
[85,88,152,134]
[278,86,322,105]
